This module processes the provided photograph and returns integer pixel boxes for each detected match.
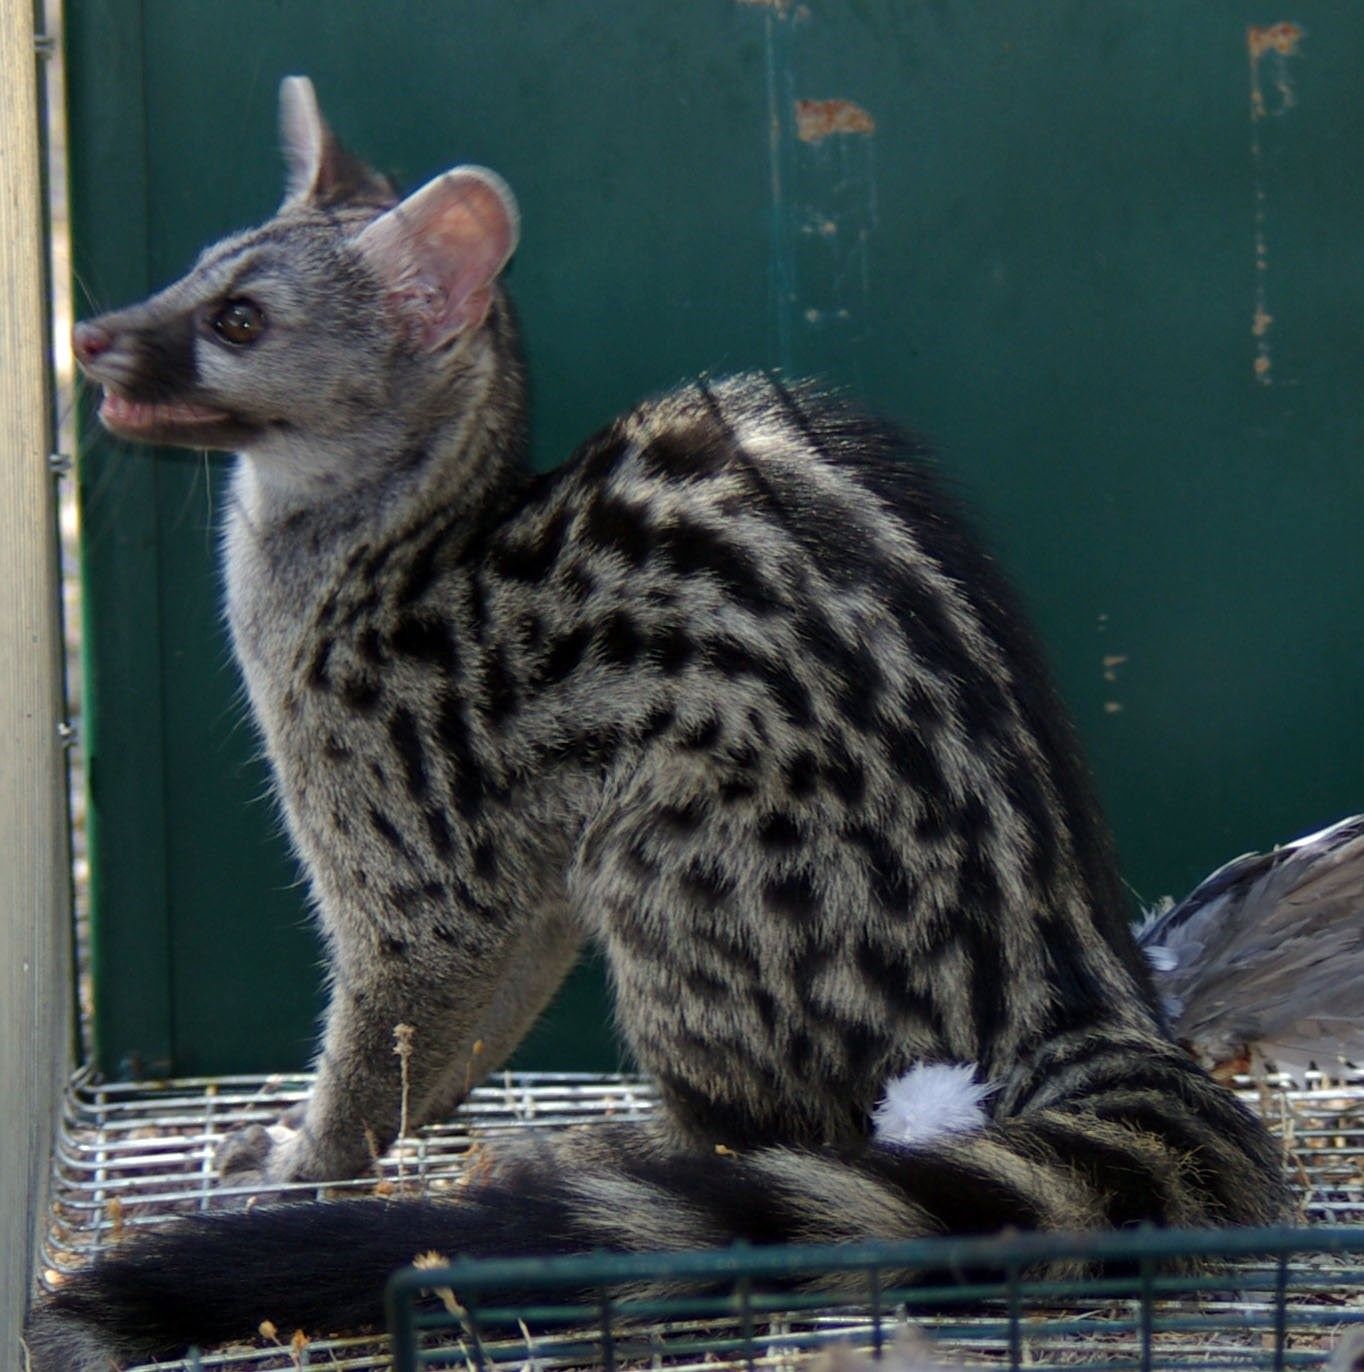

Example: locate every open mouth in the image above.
[99,389,232,437]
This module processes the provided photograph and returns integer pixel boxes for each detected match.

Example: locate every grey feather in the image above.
[1327,1327,1364,1372]
[809,1331,956,1372]
[1137,815,1364,1077]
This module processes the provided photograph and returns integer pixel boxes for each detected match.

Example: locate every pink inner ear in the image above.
[356,168,519,350]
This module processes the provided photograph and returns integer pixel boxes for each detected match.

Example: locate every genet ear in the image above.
[353,167,520,351]
[278,75,397,212]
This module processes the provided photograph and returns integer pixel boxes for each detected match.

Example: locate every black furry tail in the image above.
[29,1191,595,1370]
[27,1070,1286,1370]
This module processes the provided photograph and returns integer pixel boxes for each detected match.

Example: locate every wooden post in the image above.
[0,0,72,1360]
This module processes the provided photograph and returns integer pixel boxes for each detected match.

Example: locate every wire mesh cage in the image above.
[38,1071,1364,1372]
[384,1227,1364,1372]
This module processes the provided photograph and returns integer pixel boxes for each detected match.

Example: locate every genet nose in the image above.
[72,320,114,367]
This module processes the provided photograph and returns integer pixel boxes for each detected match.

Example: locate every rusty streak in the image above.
[1246,21,1304,386]
[794,99,875,144]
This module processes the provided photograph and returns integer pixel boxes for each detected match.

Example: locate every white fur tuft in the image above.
[872,1062,996,1148]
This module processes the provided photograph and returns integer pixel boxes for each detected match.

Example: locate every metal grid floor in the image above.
[37,1071,1364,1371]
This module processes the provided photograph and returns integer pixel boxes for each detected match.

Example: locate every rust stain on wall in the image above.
[1249,21,1302,119]
[1247,21,1304,386]
[794,99,876,143]
[1248,23,1303,70]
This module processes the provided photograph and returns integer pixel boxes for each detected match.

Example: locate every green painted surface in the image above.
[66,2,1363,1078]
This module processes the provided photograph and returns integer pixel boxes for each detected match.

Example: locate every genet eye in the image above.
[211,298,266,346]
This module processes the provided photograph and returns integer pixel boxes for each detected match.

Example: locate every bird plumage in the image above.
[1138,815,1364,1079]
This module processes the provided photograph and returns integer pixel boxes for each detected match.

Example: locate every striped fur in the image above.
[35,78,1288,1369]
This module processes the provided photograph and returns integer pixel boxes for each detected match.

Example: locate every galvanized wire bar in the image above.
[41,1070,657,1263]
[38,1071,1364,1370]
[389,1223,1364,1300]
[867,1262,884,1359]
[1273,1254,1290,1372]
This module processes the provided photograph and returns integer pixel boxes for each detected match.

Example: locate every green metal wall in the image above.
[66,2,1364,1080]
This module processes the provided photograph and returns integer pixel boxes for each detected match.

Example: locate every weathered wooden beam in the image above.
[0,0,72,1360]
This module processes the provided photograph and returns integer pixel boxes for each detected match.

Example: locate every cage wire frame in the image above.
[384,1226,1364,1372]
[39,1070,1364,1372]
